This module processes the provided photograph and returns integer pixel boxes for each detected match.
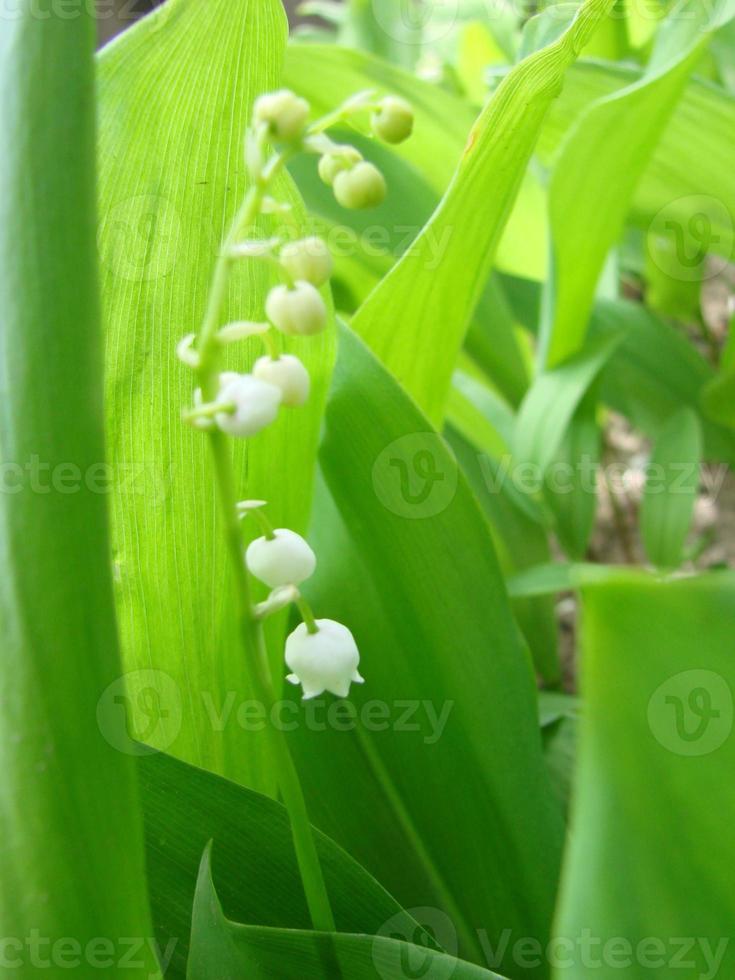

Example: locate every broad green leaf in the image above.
[97,0,334,789]
[541,0,735,365]
[188,844,506,979]
[514,327,628,475]
[640,408,702,569]
[0,6,156,970]
[139,751,421,979]
[555,573,735,978]
[351,0,615,424]
[284,42,549,282]
[294,324,564,976]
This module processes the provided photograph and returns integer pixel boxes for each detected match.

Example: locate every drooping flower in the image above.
[246,529,317,588]
[266,281,328,336]
[285,619,364,700]
[317,146,363,187]
[279,237,333,287]
[253,354,310,407]
[333,161,387,210]
[253,89,309,142]
[214,373,281,437]
[371,96,414,144]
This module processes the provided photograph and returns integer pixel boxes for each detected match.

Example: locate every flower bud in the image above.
[215,373,281,437]
[333,162,386,210]
[246,529,316,589]
[253,89,310,142]
[253,354,310,408]
[318,146,362,187]
[285,619,364,699]
[371,96,414,144]
[266,281,328,336]
[279,237,333,287]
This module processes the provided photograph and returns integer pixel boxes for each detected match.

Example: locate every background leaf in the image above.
[541,0,735,366]
[640,407,702,569]
[555,573,735,977]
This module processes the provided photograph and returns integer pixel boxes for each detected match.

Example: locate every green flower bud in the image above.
[253,89,310,142]
[371,96,414,144]
[265,281,328,336]
[279,237,333,287]
[317,147,362,187]
[333,162,387,210]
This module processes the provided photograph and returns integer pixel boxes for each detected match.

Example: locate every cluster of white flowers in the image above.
[241,501,364,700]
[178,87,413,700]
[179,88,414,442]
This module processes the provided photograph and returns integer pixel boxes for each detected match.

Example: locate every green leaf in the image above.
[507,562,618,598]
[294,324,564,976]
[514,326,628,475]
[555,573,735,977]
[541,61,735,262]
[300,1,615,424]
[640,408,702,569]
[541,0,735,366]
[446,425,560,685]
[97,0,334,789]
[542,388,600,561]
[139,751,421,979]
[593,299,735,465]
[188,843,506,979]
[0,6,156,968]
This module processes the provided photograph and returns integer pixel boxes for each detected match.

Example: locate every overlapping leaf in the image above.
[139,751,421,979]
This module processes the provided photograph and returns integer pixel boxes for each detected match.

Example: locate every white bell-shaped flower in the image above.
[371,96,414,144]
[192,372,240,430]
[215,373,281,437]
[285,619,364,700]
[246,529,316,588]
[279,237,333,287]
[266,281,327,336]
[253,89,309,142]
[333,162,387,210]
[253,354,310,407]
[318,146,362,187]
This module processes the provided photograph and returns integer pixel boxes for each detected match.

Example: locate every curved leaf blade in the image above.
[294,324,565,977]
